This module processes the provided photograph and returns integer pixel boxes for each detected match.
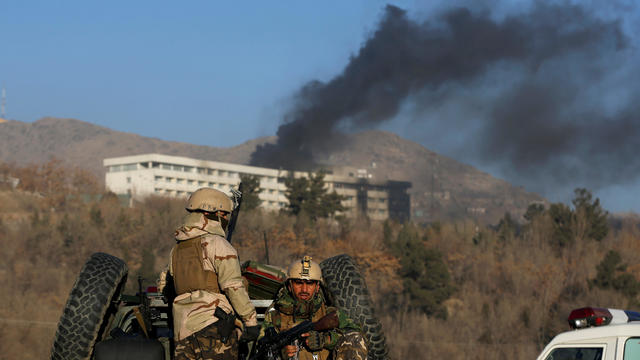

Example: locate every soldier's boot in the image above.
[333,332,368,360]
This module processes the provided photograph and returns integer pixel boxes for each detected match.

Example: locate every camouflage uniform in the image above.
[163,212,257,360]
[260,287,367,360]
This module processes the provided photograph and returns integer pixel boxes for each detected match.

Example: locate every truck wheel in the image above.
[50,252,128,360]
[320,254,389,360]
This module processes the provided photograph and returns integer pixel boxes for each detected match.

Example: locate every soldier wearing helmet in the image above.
[160,188,259,360]
[260,256,368,360]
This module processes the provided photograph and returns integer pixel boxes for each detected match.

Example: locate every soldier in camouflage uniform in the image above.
[260,256,368,360]
[160,188,259,360]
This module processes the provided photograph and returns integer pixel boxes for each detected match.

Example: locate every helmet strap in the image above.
[203,211,229,231]
[218,213,229,231]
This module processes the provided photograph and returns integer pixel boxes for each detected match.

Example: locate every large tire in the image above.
[51,252,128,360]
[320,254,389,360]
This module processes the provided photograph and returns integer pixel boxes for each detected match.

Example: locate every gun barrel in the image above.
[226,182,244,243]
[252,312,340,360]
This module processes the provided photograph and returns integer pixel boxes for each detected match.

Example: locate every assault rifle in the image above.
[227,182,243,243]
[250,312,339,360]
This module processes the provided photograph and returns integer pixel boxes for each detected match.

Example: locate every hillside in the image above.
[316,131,543,222]
[0,117,270,177]
[0,117,543,222]
[0,182,636,360]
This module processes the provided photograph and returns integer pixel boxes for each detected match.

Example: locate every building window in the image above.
[197,167,206,174]
[155,176,163,181]
[198,181,205,186]
[109,163,137,172]
[177,178,184,184]
[209,182,215,187]
[187,179,195,185]
[219,171,227,177]
[162,163,171,170]
[127,177,132,184]
[152,162,160,168]
[184,166,194,173]
[166,177,174,183]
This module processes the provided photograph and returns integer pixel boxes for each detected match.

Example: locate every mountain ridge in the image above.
[0,117,543,222]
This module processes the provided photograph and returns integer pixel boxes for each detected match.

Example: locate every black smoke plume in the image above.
[251,2,637,195]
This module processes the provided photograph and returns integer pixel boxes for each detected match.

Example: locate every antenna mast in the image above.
[1,87,5,118]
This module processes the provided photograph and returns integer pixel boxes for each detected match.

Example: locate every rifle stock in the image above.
[312,312,339,332]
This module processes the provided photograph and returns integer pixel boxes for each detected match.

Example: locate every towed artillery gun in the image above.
[49,253,389,360]
[50,185,388,359]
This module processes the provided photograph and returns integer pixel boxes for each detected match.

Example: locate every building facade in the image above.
[104,154,410,221]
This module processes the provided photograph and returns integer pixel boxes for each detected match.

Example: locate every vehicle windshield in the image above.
[545,347,603,360]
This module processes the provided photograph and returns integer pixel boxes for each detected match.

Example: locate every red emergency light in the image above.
[568,307,612,329]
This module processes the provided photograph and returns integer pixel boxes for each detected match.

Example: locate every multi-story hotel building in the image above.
[104,154,410,221]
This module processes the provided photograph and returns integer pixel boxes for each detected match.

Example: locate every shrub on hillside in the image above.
[590,250,640,300]
[388,223,454,319]
[526,188,609,250]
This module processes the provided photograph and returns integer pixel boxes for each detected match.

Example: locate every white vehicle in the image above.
[537,307,640,360]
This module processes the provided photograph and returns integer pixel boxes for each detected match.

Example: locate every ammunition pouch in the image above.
[214,307,236,344]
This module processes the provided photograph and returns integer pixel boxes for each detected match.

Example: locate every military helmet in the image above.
[287,256,322,282]
[186,188,233,213]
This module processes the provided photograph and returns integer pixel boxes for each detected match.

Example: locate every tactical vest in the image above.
[272,302,331,360]
[172,236,220,295]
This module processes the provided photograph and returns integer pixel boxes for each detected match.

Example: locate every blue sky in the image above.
[3,1,640,214]
[2,1,399,142]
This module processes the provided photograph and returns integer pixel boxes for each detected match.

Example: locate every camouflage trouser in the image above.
[175,324,238,360]
[334,332,368,360]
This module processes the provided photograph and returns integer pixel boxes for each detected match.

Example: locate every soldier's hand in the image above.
[305,331,325,352]
[284,344,298,358]
[240,325,260,342]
